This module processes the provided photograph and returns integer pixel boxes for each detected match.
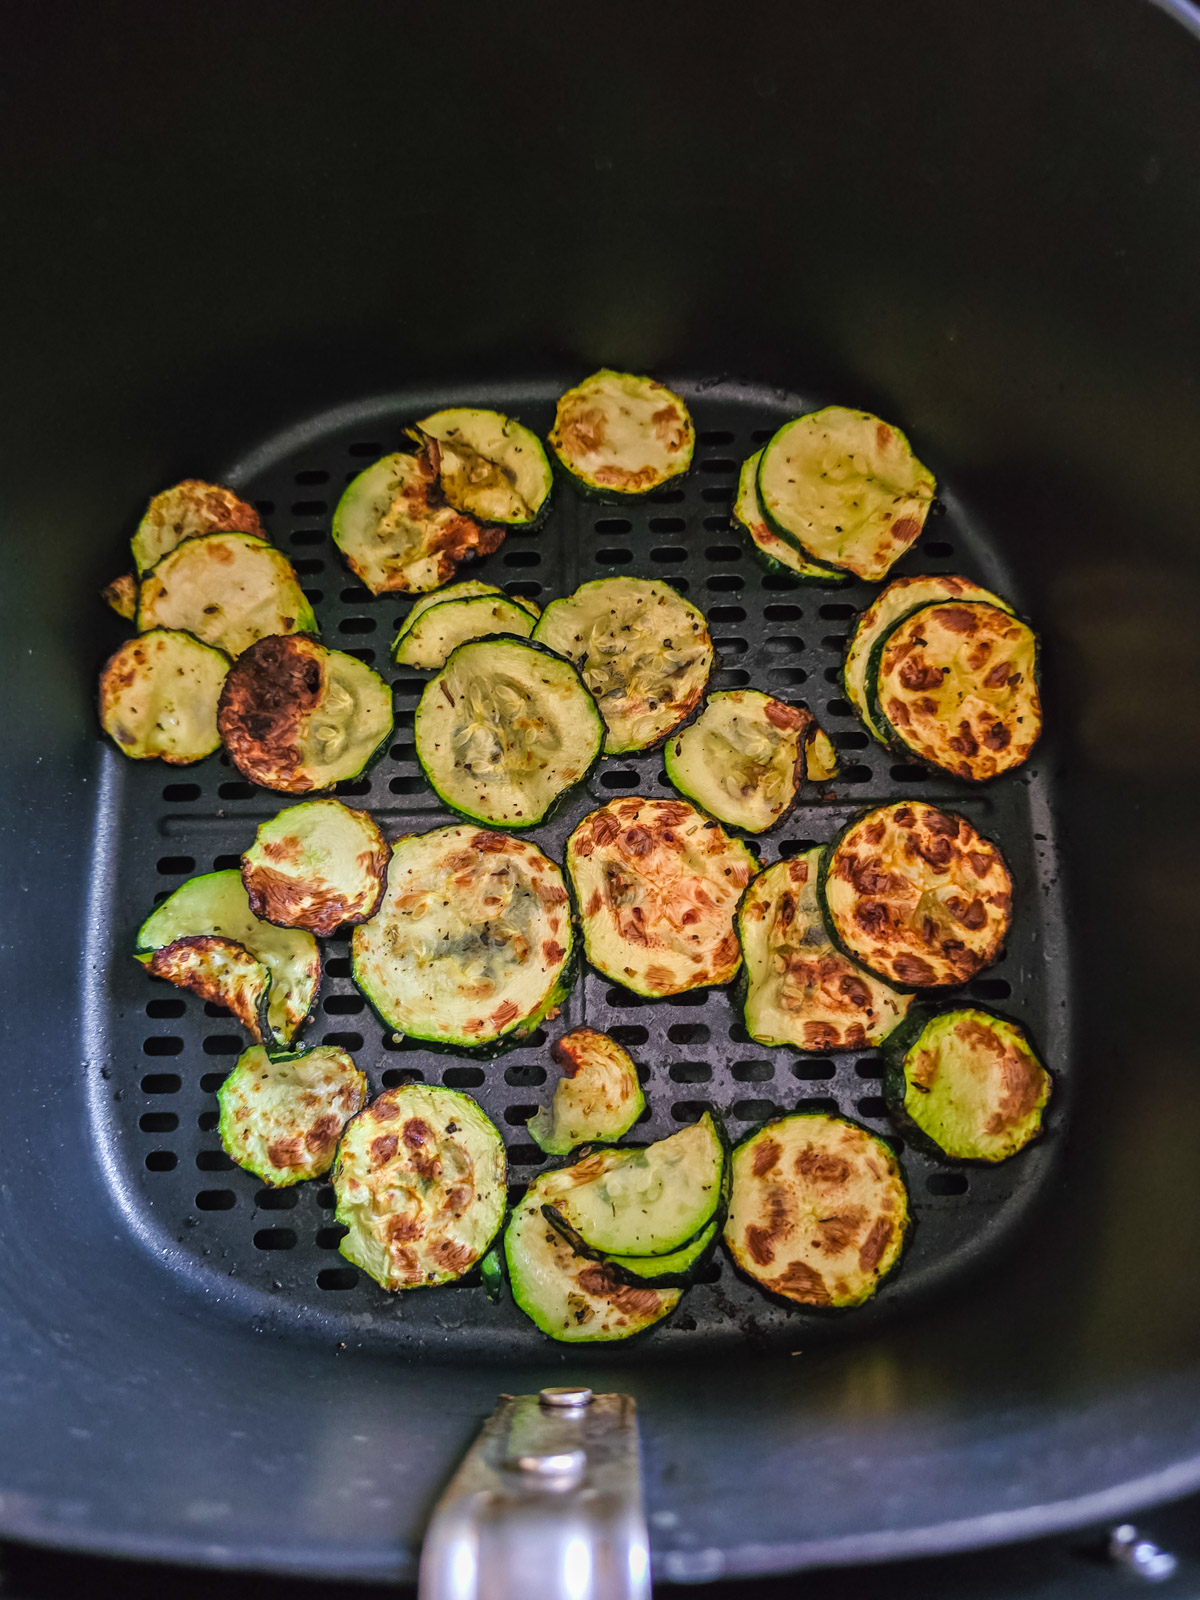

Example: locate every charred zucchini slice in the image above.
[733,451,849,585]
[567,798,756,996]
[351,826,574,1053]
[883,1005,1051,1162]
[331,445,503,595]
[725,1113,909,1307]
[822,802,1012,988]
[533,576,713,754]
[738,851,911,1052]
[102,572,138,620]
[549,370,694,496]
[241,799,390,935]
[217,1044,368,1185]
[137,532,317,658]
[218,635,393,794]
[136,870,320,1046]
[99,628,230,764]
[757,407,936,581]
[334,1085,506,1290]
[145,936,272,1043]
[132,479,263,577]
[527,1028,645,1156]
[392,580,539,655]
[414,636,602,828]
[663,690,812,833]
[868,601,1042,781]
[416,408,552,527]
[393,593,535,670]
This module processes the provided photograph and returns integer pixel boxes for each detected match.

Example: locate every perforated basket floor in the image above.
[85,378,1070,1360]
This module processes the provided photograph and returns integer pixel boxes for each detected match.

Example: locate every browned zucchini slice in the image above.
[241,799,390,934]
[217,1044,368,1185]
[132,479,263,576]
[145,936,272,1043]
[99,628,230,764]
[102,572,138,619]
[137,532,316,658]
[527,1028,645,1156]
[663,690,813,833]
[549,369,694,495]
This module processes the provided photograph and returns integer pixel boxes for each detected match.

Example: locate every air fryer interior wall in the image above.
[4,0,1200,1584]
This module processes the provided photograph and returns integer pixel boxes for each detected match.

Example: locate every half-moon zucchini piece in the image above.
[527,1028,645,1156]
[102,572,138,620]
[757,407,936,581]
[137,532,317,658]
[333,1085,507,1290]
[216,1044,368,1186]
[241,799,390,934]
[132,479,263,577]
[549,369,694,495]
[416,408,553,527]
[533,576,713,754]
[393,580,540,657]
[567,798,756,996]
[663,690,812,833]
[217,634,393,794]
[733,450,849,584]
[145,935,272,1043]
[415,636,602,827]
[601,1216,720,1287]
[393,593,535,670]
[351,826,575,1053]
[725,1113,909,1308]
[99,628,230,764]
[821,802,1012,989]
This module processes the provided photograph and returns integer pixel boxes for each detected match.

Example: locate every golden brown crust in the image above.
[101,572,138,620]
[146,935,268,1041]
[217,635,323,792]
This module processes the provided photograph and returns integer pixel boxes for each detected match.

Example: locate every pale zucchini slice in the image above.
[99,628,230,764]
[663,690,812,833]
[393,580,539,656]
[393,593,535,670]
[102,572,138,620]
[217,1044,368,1185]
[416,407,553,527]
[549,369,694,495]
[733,451,848,584]
[804,723,839,783]
[145,936,272,1043]
[241,799,390,935]
[132,479,263,576]
[137,532,316,658]
[527,1028,645,1156]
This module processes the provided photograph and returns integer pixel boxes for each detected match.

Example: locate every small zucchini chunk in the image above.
[136,869,320,1047]
[757,407,936,582]
[479,1244,505,1302]
[351,826,574,1053]
[725,1113,909,1308]
[738,851,911,1052]
[132,479,263,577]
[241,799,390,935]
[415,636,602,828]
[549,370,694,496]
[803,722,839,783]
[216,1044,368,1186]
[567,798,756,996]
[868,601,1042,782]
[733,451,849,585]
[882,1005,1051,1163]
[664,690,813,833]
[99,628,230,764]
[333,1084,506,1290]
[146,936,272,1043]
[822,802,1012,989]
[416,408,553,527]
[137,532,317,658]
[393,593,535,670]
[533,576,713,754]
[393,581,539,656]
[331,445,503,595]
[218,635,393,794]
[527,1028,645,1156]
[102,572,138,620]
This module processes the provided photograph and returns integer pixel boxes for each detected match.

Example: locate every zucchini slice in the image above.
[533,576,713,754]
[416,408,553,527]
[217,634,393,794]
[882,1005,1051,1163]
[663,690,813,833]
[527,1028,645,1156]
[216,1044,368,1186]
[99,628,230,764]
[351,826,574,1053]
[868,601,1042,781]
[479,1245,505,1302]
[567,798,756,996]
[241,799,390,934]
[804,722,839,783]
[822,802,1012,988]
[549,369,694,495]
[137,532,317,658]
[757,407,936,581]
[136,869,320,1046]
[393,593,535,670]
[102,572,138,620]
[726,1113,909,1307]
[414,636,602,828]
[602,1217,720,1287]
[132,479,263,577]
[145,936,272,1043]
[843,574,1015,744]
[392,580,539,656]
[331,446,503,595]
[737,850,911,1052]
[733,451,849,585]
[333,1085,506,1290]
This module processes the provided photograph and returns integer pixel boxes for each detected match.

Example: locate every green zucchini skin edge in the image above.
[479,1244,506,1302]
[742,535,854,587]
[541,1204,722,1289]
[548,452,693,505]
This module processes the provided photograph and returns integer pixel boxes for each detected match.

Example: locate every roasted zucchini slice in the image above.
[533,576,713,754]
[102,572,138,620]
[333,1085,506,1290]
[738,850,911,1052]
[393,580,539,657]
[132,479,263,577]
[99,628,230,764]
[757,407,936,581]
[241,799,390,935]
[883,1005,1051,1162]
[549,370,694,495]
[733,450,849,584]
[137,532,317,658]
[136,870,320,1046]
[414,636,602,827]
[145,936,272,1043]
[331,445,503,595]
[804,722,839,783]
[218,634,393,794]
[567,798,756,996]
[527,1027,645,1156]
[663,690,812,833]
[725,1113,909,1307]
[822,802,1012,988]
[393,593,535,670]
[351,826,574,1053]
[216,1044,368,1186]
[601,1217,720,1286]
[416,408,553,527]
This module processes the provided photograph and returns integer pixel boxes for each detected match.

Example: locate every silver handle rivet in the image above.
[539,1385,594,1409]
